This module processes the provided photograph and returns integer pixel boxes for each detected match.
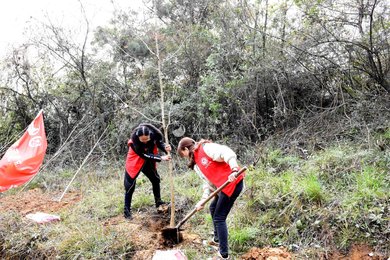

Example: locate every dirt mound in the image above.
[102,210,203,260]
[239,245,389,260]
[241,247,292,260]
[0,188,81,215]
[329,244,389,260]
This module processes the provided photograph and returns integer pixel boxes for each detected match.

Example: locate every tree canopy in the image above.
[0,0,389,164]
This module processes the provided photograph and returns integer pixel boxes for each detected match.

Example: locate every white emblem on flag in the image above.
[29,136,42,147]
[27,124,40,136]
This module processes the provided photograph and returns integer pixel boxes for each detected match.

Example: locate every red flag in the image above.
[0,110,48,192]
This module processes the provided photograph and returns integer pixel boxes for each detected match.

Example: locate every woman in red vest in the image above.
[177,137,244,260]
[124,123,171,220]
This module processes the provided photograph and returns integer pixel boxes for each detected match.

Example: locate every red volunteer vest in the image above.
[125,140,158,178]
[194,144,244,197]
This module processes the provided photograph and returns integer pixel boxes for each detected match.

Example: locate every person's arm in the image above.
[194,165,215,211]
[203,143,239,170]
[156,139,168,154]
[129,142,147,159]
[143,153,162,162]
[153,133,172,154]
[151,136,172,160]
[204,143,239,182]
[146,138,171,161]
[130,143,168,162]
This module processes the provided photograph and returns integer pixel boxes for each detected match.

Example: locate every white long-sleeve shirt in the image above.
[194,143,239,202]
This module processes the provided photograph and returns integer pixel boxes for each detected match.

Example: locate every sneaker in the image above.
[155,200,168,208]
[211,252,230,260]
[157,204,169,214]
[208,238,219,246]
[156,200,169,213]
[202,238,218,251]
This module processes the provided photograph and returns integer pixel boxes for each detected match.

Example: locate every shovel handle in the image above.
[176,166,247,228]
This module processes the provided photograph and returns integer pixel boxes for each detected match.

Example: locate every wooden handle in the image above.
[176,166,247,229]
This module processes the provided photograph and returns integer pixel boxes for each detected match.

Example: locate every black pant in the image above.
[124,161,162,215]
[209,180,243,257]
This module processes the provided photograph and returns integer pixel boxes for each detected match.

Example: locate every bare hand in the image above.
[228,172,237,182]
[195,201,205,211]
[161,155,171,161]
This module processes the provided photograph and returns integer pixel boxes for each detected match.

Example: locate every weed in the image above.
[229,226,260,250]
[299,173,325,204]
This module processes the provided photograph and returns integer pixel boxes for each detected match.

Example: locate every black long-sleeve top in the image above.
[130,132,167,162]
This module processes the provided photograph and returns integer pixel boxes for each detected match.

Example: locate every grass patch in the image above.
[1,138,389,258]
[230,226,260,250]
[299,173,326,203]
[57,225,135,258]
[353,166,387,200]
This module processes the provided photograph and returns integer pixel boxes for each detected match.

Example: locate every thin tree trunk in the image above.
[155,33,175,227]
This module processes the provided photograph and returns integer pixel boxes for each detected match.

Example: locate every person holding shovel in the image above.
[177,137,244,260]
[124,123,171,220]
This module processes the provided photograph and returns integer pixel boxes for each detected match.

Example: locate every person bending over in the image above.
[124,123,171,220]
[177,137,244,260]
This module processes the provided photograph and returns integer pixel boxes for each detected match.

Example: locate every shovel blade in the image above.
[161,227,183,244]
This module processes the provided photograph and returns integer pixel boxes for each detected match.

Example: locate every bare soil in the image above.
[0,189,388,260]
[0,188,81,214]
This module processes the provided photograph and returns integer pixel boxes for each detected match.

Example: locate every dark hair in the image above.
[135,124,150,137]
[131,123,163,144]
[177,137,195,155]
[177,137,211,169]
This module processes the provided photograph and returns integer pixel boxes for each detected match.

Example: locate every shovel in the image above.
[161,166,247,243]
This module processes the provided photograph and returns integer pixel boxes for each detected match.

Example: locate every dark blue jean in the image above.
[209,180,243,257]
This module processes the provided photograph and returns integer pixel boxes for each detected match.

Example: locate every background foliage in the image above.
[0,0,389,257]
[1,0,389,162]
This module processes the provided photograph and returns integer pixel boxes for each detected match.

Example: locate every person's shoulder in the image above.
[205,142,224,147]
[203,142,222,150]
[206,142,233,151]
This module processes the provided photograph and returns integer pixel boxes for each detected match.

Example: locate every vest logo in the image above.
[201,157,211,168]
